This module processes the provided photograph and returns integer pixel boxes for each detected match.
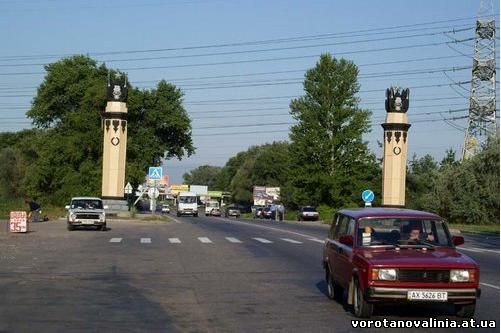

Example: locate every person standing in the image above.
[25,199,41,223]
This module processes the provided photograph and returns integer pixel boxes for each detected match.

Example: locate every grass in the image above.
[448,223,499,235]
[0,199,66,220]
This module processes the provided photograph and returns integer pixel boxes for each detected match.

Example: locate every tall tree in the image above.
[183,165,223,188]
[406,154,439,210]
[14,55,194,204]
[288,54,377,208]
[216,142,292,205]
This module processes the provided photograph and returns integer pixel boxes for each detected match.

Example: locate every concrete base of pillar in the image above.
[103,199,131,217]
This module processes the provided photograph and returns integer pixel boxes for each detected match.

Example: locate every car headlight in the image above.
[371,268,397,281]
[100,214,105,222]
[450,269,474,282]
[69,214,76,221]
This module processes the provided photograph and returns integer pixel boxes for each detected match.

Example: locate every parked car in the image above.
[254,207,264,219]
[65,197,108,231]
[261,206,272,219]
[225,206,241,218]
[161,204,170,214]
[297,206,319,221]
[322,207,480,318]
[210,208,222,217]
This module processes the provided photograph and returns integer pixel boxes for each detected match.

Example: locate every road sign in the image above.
[9,211,27,233]
[362,190,375,203]
[124,182,133,194]
[148,187,160,199]
[148,167,162,180]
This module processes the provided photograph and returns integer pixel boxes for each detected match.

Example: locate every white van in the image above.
[177,192,198,217]
[205,200,220,216]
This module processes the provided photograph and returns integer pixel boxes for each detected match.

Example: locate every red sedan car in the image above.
[322,208,480,318]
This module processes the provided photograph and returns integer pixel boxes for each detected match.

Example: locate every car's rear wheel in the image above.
[353,279,373,318]
[325,270,338,300]
[456,302,476,318]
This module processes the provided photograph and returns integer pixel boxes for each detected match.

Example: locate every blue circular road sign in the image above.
[361,190,375,203]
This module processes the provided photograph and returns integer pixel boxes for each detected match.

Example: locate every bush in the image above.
[317,204,336,223]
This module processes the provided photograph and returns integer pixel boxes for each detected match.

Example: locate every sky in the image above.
[0,0,499,185]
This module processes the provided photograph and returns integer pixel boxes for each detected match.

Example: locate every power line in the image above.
[0,27,475,68]
[0,37,475,76]
[0,16,485,60]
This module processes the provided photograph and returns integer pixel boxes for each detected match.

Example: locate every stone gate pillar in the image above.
[381,87,411,207]
[102,73,128,200]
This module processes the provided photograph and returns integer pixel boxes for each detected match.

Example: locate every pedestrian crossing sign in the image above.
[148,167,162,180]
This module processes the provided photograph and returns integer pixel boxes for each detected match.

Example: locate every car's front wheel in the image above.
[67,224,75,231]
[456,302,476,318]
[353,279,373,318]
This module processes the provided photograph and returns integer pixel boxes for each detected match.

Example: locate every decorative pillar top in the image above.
[385,87,409,114]
[107,72,128,103]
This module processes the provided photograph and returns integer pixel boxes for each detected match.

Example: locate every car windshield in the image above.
[302,207,316,212]
[207,202,219,207]
[71,199,103,209]
[357,218,452,247]
[179,196,197,203]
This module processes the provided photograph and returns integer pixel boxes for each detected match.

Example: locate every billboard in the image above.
[207,191,223,198]
[170,184,189,195]
[190,185,208,195]
[253,186,280,206]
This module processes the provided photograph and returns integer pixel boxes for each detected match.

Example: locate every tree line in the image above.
[0,54,498,225]
[0,55,194,206]
[183,54,499,225]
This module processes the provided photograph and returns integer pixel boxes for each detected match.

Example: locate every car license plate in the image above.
[407,290,448,301]
[82,220,95,225]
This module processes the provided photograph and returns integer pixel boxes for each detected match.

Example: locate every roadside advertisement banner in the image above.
[159,175,169,186]
[190,185,208,195]
[207,191,223,198]
[9,211,27,233]
[253,186,280,206]
[170,184,189,195]
[265,187,280,201]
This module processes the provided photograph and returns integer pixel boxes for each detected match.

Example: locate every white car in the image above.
[66,197,108,231]
[161,204,170,214]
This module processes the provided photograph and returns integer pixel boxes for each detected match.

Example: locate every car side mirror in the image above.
[339,235,353,246]
[104,205,109,210]
[452,236,464,246]
[65,205,70,209]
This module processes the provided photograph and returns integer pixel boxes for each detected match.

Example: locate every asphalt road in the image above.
[0,216,498,332]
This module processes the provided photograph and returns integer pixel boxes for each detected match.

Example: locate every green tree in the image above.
[216,142,292,206]
[432,136,499,224]
[9,55,194,204]
[288,54,378,208]
[406,154,439,211]
[183,165,223,188]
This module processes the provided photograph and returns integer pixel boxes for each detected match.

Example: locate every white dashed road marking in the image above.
[140,238,151,244]
[308,238,325,244]
[226,237,242,243]
[169,238,181,244]
[281,238,302,244]
[252,238,273,244]
[109,238,122,243]
[198,237,213,243]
